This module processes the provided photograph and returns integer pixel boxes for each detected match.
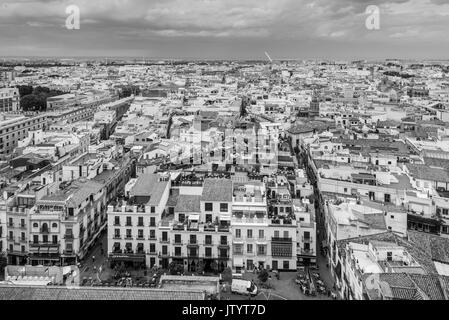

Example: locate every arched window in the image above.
[33,223,38,228]
[41,223,49,233]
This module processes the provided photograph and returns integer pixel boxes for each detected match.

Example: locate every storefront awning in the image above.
[48,247,59,254]
[111,255,145,262]
[233,257,244,267]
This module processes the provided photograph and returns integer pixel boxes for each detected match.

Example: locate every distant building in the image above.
[0,88,20,113]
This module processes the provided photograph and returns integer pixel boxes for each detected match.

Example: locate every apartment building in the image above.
[107,173,170,268]
[294,199,317,266]
[29,179,107,266]
[231,181,269,273]
[0,88,20,112]
[163,178,232,272]
[0,113,47,160]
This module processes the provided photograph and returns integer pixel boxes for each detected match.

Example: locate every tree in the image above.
[258,269,269,283]
[20,94,46,111]
[17,85,33,97]
[221,267,233,283]
[168,261,184,275]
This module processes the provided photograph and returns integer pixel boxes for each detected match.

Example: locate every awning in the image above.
[188,214,200,220]
[110,255,145,262]
[233,257,244,267]
[48,247,59,254]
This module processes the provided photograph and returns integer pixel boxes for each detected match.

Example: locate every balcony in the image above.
[203,241,214,246]
[125,235,133,240]
[187,240,199,247]
[147,250,157,255]
[113,222,121,226]
[173,240,184,245]
[217,225,230,232]
[272,237,292,242]
[113,235,121,239]
[302,236,313,243]
[148,235,157,240]
[299,248,315,256]
[19,224,26,230]
[136,235,145,240]
[64,233,74,240]
[172,251,184,258]
[63,249,74,255]
[187,252,199,258]
[159,238,170,244]
[158,251,170,258]
[218,241,229,248]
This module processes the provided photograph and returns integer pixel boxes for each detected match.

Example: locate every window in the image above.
[149,243,155,253]
[236,229,241,238]
[150,206,155,213]
[114,229,120,238]
[247,229,253,239]
[189,234,197,244]
[162,232,168,242]
[205,235,212,245]
[274,230,279,238]
[247,244,253,253]
[220,203,228,212]
[138,229,144,239]
[21,232,25,241]
[387,252,392,261]
[205,247,212,257]
[205,203,213,211]
[283,261,289,270]
[175,247,182,256]
[43,235,48,243]
[178,214,185,223]
[150,230,156,239]
[384,194,391,203]
[150,217,156,226]
[126,229,132,238]
[33,223,38,228]
[114,216,120,226]
[33,235,38,244]
[126,216,132,226]
[175,234,182,244]
[138,217,144,226]
[52,223,58,228]
[162,245,168,255]
[283,231,289,238]
[52,235,58,244]
[220,236,227,245]
[259,230,264,239]
[443,209,449,216]
[205,214,212,223]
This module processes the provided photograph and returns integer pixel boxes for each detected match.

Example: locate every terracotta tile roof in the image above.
[0,285,205,300]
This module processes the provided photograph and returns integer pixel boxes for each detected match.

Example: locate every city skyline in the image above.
[0,0,449,59]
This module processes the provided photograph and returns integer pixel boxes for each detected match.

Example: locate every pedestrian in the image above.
[92,255,95,264]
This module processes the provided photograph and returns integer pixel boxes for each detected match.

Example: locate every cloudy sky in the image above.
[0,0,448,59]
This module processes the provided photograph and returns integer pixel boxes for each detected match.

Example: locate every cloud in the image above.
[0,0,448,58]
